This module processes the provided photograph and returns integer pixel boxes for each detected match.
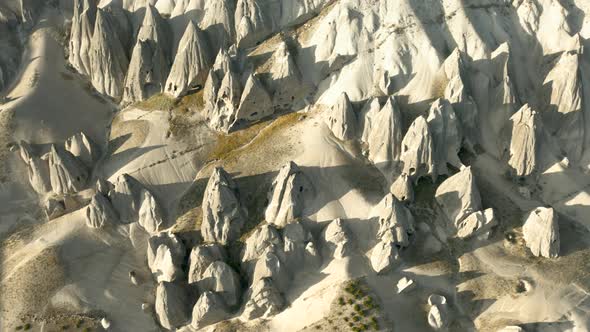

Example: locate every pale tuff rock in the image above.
[100,317,111,330]
[155,0,175,16]
[363,97,403,167]
[64,132,98,167]
[508,104,539,177]
[69,0,97,75]
[18,141,51,194]
[543,51,584,161]
[497,327,524,332]
[280,0,329,27]
[374,194,415,248]
[202,48,232,110]
[370,240,400,274]
[212,48,232,79]
[46,145,89,195]
[137,4,170,58]
[233,73,273,127]
[90,9,129,100]
[155,281,189,330]
[427,294,449,330]
[283,221,319,268]
[265,161,312,227]
[171,0,205,17]
[445,75,479,150]
[323,218,354,259]
[188,244,226,284]
[359,97,381,144]
[109,173,147,223]
[269,41,303,107]
[435,167,482,227]
[44,197,66,219]
[390,174,414,203]
[456,208,497,239]
[201,167,245,245]
[200,0,235,52]
[191,291,228,329]
[199,261,241,307]
[400,116,435,181]
[147,233,185,282]
[138,189,164,234]
[123,39,168,103]
[427,99,462,176]
[235,0,278,48]
[206,69,242,132]
[242,224,283,265]
[396,277,416,294]
[243,278,284,320]
[85,192,118,228]
[252,248,289,291]
[165,21,210,98]
[523,207,560,258]
[325,92,356,141]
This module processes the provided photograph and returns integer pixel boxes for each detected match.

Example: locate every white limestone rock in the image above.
[374,193,415,248]
[497,326,524,332]
[89,9,129,100]
[18,141,51,194]
[199,261,241,307]
[232,72,273,128]
[201,167,245,245]
[325,92,356,141]
[400,116,435,181]
[46,145,88,195]
[147,232,185,283]
[191,291,228,329]
[155,281,189,330]
[64,132,98,168]
[138,189,164,234]
[396,277,415,294]
[242,224,283,268]
[96,178,113,196]
[123,39,168,104]
[445,74,480,150]
[243,277,284,320]
[508,104,540,177]
[359,97,381,145]
[69,0,97,75]
[435,167,482,228]
[109,173,146,223]
[165,20,210,97]
[252,247,289,291]
[188,244,226,284]
[322,218,354,259]
[268,41,303,108]
[456,208,497,239]
[426,99,462,176]
[427,294,449,330]
[85,192,118,228]
[235,0,278,48]
[389,174,414,203]
[282,221,318,269]
[523,207,560,258]
[200,0,235,52]
[137,4,170,58]
[265,161,312,227]
[370,240,400,274]
[205,69,242,132]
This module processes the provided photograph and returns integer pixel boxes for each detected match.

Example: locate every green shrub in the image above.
[338,297,345,305]
[352,315,360,322]
[23,324,31,331]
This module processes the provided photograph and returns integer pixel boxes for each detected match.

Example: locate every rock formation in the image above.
[165,20,210,97]
[390,174,413,203]
[69,0,97,75]
[396,277,415,294]
[96,178,113,196]
[508,104,540,177]
[199,261,241,307]
[523,207,560,258]
[147,233,185,283]
[426,99,462,176]
[241,224,283,266]
[235,0,278,48]
[325,92,356,140]
[456,208,497,239]
[400,116,435,181]
[155,281,189,330]
[200,0,235,52]
[435,167,482,229]
[282,221,319,268]
[374,194,415,248]
[201,167,245,245]
[188,244,226,284]
[268,41,303,107]
[205,69,242,132]
[123,39,168,103]
[370,240,400,274]
[85,192,118,228]
[64,132,98,168]
[252,248,289,291]
[89,9,129,100]
[109,173,148,223]
[242,277,284,320]
[191,291,228,329]
[18,141,51,194]
[46,145,88,195]
[323,218,354,259]
[444,73,480,150]
[138,189,164,234]
[427,294,450,330]
[265,161,312,227]
[232,72,273,128]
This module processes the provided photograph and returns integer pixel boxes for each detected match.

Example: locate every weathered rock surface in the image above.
[283,221,319,268]
[155,281,189,330]
[201,167,245,245]
[508,104,540,177]
[390,174,413,203]
[109,174,147,223]
[188,244,226,284]
[96,178,113,196]
[268,41,303,107]
[400,116,435,181]
[199,261,241,307]
[370,240,400,274]
[252,248,289,291]
[523,207,560,258]
[456,208,497,239]
[325,92,356,140]
[147,233,185,282]
[205,69,242,132]
[191,291,228,329]
[427,99,462,176]
[232,72,273,128]
[64,132,98,168]
[323,218,354,259]
[242,224,283,267]
[435,167,482,228]
[123,39,168,103]
[165,20,210,97]
[235,0,278,48]
[69,0,97,76]
[396,276,416,294]
[138,189,164,234]
[46,145,88,195]
[362,97,403,168]
[374,193,415,247]
[243,277,284,320]
[18,141,51,194]
[200,0,235,52]
[427,294,449,330]
[85,192,118,228]
[265,161,312,227]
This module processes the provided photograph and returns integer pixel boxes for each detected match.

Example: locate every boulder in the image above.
[188,244,226,284]
[265,161,312,227]
[435,167,482,228]
[323,218,354,259]
[508,104,539,177]
[85,192,118,228]
[46,145,88,195]
[523,207,559,258]
[191,291,228,329]
[243,278,284,320]
[400,116,435,181]
[426,99,462,176]
[325,92,356,140]
[199,261,241,307]
[396,277,416,294]
[18,141,51,194]
[155,281,189,330]
[201,167,245,245]
[370,240,400,274]
[147,233,185,283]
[427,294,449,330]
[456,208,497,239]
[390,174,414,203]
[64,132,98,168]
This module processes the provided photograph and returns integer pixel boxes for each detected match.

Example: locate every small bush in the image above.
[15,326,23,331]
[23,324,31,331]
[344,317,349,322]
[347,298,354,305]
[354,304,362,312]
[61,325,69,330]
[75,319,84,328]
[352,315,360,322]
[338,297,345,305]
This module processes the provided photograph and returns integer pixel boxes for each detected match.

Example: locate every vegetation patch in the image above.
[135,93,176,111]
